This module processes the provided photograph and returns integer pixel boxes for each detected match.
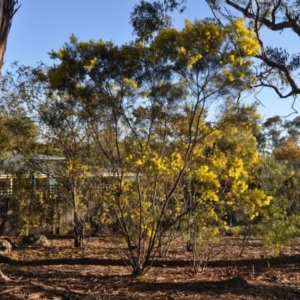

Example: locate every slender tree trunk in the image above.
[74,214,84,249]
[72,183,84,249]
[0,0,21,75]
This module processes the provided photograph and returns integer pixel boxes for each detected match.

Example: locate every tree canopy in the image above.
[3,0,300,277]
[5,16,273,275]
[131,0,300,110]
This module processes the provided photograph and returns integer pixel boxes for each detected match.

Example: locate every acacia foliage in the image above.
[10,18,271,275]
[255,157,300,255]
[184,101,272,271]
[144,0,300,103]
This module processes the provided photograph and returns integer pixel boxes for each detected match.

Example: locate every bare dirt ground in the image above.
[1,235,300,299]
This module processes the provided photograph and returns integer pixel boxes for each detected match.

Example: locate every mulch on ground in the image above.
[0,235,300,299]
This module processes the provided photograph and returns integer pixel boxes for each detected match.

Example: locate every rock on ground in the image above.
[22,235,50,247]
[0,238,12,255]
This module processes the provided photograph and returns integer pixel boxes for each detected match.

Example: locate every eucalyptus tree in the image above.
[206,0,300,109]
[130,0,187,42]
[258,114,300,156]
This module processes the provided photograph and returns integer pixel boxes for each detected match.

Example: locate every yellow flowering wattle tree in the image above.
[10,17,269,276]
[182,101,272,272]
[37,95,102,249]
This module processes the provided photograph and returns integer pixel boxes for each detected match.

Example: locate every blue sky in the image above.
[5,0,209,66]
[4,0,299,119]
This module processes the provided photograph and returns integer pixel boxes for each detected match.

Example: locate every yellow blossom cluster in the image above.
[227,18,260,56]
[228,158,247,179]
[195,166,220,188]
[153,17,259,84]
[125,148,184,176]
[123,78,138,89]
[83,57,98,70]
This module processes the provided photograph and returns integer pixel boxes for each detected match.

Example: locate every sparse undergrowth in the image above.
[0,235,300,299]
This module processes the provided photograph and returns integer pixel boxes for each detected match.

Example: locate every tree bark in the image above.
[0,0,21,75]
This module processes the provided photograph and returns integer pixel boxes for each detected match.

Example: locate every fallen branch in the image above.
[0,287,22,295]
[0,263,11,281]
[30,281,82,298]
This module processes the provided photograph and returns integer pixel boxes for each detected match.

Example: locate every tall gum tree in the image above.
[206,0,300,110]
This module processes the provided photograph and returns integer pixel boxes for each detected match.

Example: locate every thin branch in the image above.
[225,0,293,32]
[0,264,11,281]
